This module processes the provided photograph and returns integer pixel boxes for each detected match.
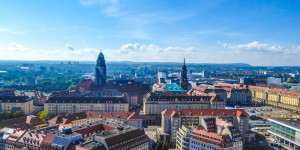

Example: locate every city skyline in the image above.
[1,0,300,66]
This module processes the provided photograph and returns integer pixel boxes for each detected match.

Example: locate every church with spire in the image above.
[180,58,188,90]
[95,51,107,87]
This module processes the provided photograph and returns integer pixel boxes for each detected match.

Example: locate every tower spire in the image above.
[95,51,106,87]
[180,58,188,90]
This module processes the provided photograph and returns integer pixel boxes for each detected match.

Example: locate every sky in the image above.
[1,0,300,66]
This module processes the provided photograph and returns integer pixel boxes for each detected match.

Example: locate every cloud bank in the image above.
[1,42,300,66]
[220,41,300,54]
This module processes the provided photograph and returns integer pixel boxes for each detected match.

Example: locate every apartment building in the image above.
[189,123,243,150]
[188,85,251,105]
[160,109,254,143]
[223,87,252,105]
[0,120,149,150]
[249,85,300,112]
[48,111,143,130]
[188,86,227,102]
[176,125,192,150]
[0,96,34,114]
[44,97,129,115]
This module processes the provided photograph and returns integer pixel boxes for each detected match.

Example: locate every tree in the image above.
[68,84,77,90]
[287,77,297,83]
[5,112,13,118]
[13,111,23,118]
[37,110,47,120]
[0,112,5,120]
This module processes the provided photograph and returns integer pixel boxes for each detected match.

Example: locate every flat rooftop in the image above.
[269,118,300,131]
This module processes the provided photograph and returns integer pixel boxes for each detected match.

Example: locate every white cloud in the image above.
[121,43,141,50]
[220,41,289,54]
[80,0,121,15]
[117,43,200,56]
[65,44,75,51]
[0,42,31,52]
[0,28,25,35]
[1,42,300,65]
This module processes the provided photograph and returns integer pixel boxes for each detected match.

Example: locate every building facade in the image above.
[268,118,300,150]
[48,111,143,130]
[44,97,129,115]
[223,88,252,105]
[176,118,243,150]
[188,86,228,102]
[0,119,149,150]
[0,96,34,114]
[188,85,252,105]
[189,125,243,150]
[176,125,192,150]
[142,92,225,115]
[249,85,300,112]
[160,109,253,143]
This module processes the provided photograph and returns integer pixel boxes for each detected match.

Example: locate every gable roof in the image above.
[162,109,249,118]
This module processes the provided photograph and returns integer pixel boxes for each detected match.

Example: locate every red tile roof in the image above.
[48,115,64,125]
[76,79,93,91]
[161,109,173,116]
[236,111,247,117]
[26,115,42,124]
[162,109,249,118]
[74,123,114,135]
[49,111,136,125]
[248,85,268,91]
[248,85,300,96]
[87,112,134,120]
[127,112,142,120]
[192,127,231,143]
[170,111,179,117]
[268,89,300,96]
[40,134,55,149]
[18,131,44,147]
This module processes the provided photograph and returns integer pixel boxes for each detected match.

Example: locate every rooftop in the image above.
[269,118,300,132]
[162,109,249,118]
[49,111,138,125]
[146,92,224,102]
[46,96,127,104]
[74,140,106,150]
[0,96,32,103]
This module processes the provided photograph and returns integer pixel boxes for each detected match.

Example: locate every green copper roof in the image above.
[165,83,187,92]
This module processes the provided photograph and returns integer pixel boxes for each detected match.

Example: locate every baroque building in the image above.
[142,92,225,115]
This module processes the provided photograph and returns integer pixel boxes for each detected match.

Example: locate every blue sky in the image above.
[1,0,300,66]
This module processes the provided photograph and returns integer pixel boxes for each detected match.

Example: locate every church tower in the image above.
[95,51,107,86]
[180,58,188,90]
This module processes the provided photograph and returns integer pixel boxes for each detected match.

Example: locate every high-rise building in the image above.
[95,52,107,86]
[180,59,188,90]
